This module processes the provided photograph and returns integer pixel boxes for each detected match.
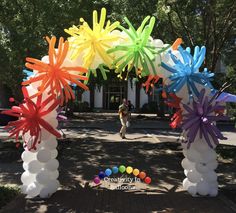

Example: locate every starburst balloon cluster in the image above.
[65,8,120,69]
[2,87,61,150]
[182,89,228,148]
[23,36,88,104]
[161,45,214,97]
[108,16,170,79]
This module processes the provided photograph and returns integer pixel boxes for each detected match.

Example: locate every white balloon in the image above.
[186,148,202,163]
[48,179,60,192]
[197,181,209,196]
[40,113,59,140]
[43,116,58,129]
[37,149,51,163]
[193,139,210,153]
[187,184,197,196]
[153,39,164,48]
[50,170,59,179]
[181,158,195,170]
[39,180,59,198]
[30,80,41,91]
[209,181,218,189]
[196,163,209,173]
[21,171,36,185]
[26,182,42,198]
[209,187,218,197]
[206,160,218,170]
[23,162,29,171]
[28,160,43,173]
[21,151,36,163]
[23,132,44,152]
[41,55,49,63]
[45,110,57,120]
[21,185,27,194]
[181,142,188,150]
[183,178,191,190]
[25,85,37,95]
[42,137,58,150]
[182,149,187,158]
[39,187,53,198]
[50,149,58,159]
[90,54,103,70]
[36,170,51,185]
[187,170,202,183]
[45,159,59,171]
[176,85,190,103]
[203,171,217,182]
[41,129,53,141]
[184,169,189,176]
[200,150,217,163]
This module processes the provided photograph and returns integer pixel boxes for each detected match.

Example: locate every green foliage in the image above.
[141,101,159,113]
[0,0,235,100]
[0,0,95,99]
[0,186,20,209]
[73,101,91,112]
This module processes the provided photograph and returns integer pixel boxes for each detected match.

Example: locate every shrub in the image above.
[141,102,158,113]
[0,186,20,209]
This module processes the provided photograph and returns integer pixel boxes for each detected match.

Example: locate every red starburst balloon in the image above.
[2,87,61,150]
[165,93,182,129]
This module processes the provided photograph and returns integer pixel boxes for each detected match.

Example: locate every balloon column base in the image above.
[181,140,218,197]
[21,139,60,199]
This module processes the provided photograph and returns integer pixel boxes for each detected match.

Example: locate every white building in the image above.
[80,79,165,111]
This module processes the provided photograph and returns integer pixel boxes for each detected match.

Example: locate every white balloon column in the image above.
[2,35,89,199]
[161,46,227,196]
[21,137,59,198]
[17,86,60,198]
[181,140,218,196]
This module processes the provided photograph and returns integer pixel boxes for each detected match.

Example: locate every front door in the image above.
[104,83,127,110]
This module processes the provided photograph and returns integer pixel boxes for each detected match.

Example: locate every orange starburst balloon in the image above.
[22,36,89,104]
[142,75,161,94]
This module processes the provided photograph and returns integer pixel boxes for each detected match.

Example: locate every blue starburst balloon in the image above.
[161,45,214,98]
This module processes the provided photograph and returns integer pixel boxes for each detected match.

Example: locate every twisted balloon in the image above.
[65,8,120,69]
[165,93,182,129]
[108,16,169,79]
[182,89,228,148]
[22,36,88,104]
[161,45,214,97]
[2,87,61,150]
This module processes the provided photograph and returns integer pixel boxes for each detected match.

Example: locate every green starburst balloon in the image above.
[107,16,169,80]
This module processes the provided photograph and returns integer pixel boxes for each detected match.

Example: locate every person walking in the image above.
[118,99,128,139]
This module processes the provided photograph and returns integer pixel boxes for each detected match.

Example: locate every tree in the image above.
[0,0,94,103]
[156,0,236,72]
[0,0,235,106]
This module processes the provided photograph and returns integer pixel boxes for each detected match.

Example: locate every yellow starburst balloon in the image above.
[65,8,120,69]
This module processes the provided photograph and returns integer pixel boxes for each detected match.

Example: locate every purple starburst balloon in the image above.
[182,89,228,148]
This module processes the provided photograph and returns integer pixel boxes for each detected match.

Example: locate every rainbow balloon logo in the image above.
[93,165,152,185]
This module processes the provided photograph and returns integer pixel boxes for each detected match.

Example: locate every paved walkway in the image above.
[0,113,236,213]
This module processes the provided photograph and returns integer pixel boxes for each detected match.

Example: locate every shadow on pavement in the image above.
[0,136,236,213]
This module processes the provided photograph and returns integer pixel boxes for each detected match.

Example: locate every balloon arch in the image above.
[2,8,234,198]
